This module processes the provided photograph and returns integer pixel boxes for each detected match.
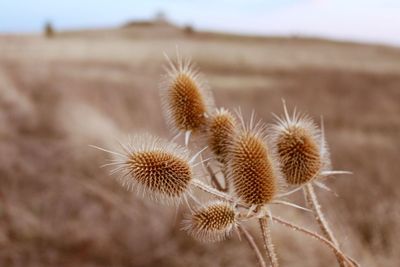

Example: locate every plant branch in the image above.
[259,217,279,267]
[238,225,267,267]
[190,178,358,267]
[304,183,338,245]
[304,183,348,267]
[191,179,235,202]
[270,214,358,267]
[206,164,224,192]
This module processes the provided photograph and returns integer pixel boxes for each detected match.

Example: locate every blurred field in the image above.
[0,24,399,267]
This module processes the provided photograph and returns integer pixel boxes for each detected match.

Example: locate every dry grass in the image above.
[0,26,399,266]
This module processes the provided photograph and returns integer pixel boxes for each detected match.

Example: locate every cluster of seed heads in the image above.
[95,52,355,267]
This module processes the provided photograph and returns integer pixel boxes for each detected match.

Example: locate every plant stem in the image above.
[191,179,234,201]
[270,215,357,267]
[191,178,357,266]
[304,183,348,267]
[259,217,279,267]
[238,225,267,267]
[206,164,224,192]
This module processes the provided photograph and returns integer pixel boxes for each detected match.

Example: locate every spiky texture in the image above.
[182,201,237,242]
[228,113,279,205]
[270,104,330,185]
[208,108,236,165]
[98,134,194,204]
[160,53,214,135]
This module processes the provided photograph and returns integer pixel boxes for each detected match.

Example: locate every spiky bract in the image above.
[228,115,279,206]
[160,54,214,135]
[101,134,194,204]
[208,108,236,165]
[270,105,330,185]
[182,201,237,242]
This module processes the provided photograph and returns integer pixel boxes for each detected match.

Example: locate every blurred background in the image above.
[0,1,399,266]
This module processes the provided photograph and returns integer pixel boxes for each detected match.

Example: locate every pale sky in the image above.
[1,0,400,46]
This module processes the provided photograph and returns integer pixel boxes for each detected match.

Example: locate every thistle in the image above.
[208,108,236,166]
[93,54,358,267]
[93,134,194,204]
[160,53,214,143]
[227,112,279,206]
[182,201,237,242]
[270,101,330,185]
[270,101,352,267]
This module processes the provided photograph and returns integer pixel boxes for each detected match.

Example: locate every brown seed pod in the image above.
[208,108,236,165]
[160,53,214,136]
[228,113,279,206]
[270,103,330,185]
[96,134,194,204]
[182,201,237,242]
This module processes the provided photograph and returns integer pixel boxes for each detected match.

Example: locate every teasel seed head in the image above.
[208,108,236,165]
[96,134,194,204]
[160,53,214,137]
[182,201,238,242]
[227,111,280,206]
[270,101,330,185]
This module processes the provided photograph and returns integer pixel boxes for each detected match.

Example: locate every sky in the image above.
[1,0,400,46]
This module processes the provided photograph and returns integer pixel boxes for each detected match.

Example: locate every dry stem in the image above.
[304,183,351,267]
[191,180,358,266]
[206,164,225,192]
[259,217,279,267]
[238,225,267,267]
[191,179,234,201]
[270,215,358,267]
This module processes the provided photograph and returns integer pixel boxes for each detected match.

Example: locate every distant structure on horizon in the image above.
[122,10,172,28]
[44,21,55,38]
[121,10,195,37]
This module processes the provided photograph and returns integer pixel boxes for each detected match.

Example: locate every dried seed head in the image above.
[208,108,236,165]
[270,103,330,185]
[97,134,194,204]
[182,201,237,242]
[228,113,279,205]
[160,53,214,135]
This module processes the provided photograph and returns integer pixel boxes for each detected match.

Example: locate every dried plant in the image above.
[94,53,358,267]
[91,134,195,204]
[208,108,236,167]
[160,52,214,145]
[182,200,238,242]
[228,115,279,206]
[270,102,353,266]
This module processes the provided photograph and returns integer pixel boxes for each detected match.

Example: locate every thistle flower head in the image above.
[182,201,237,242]
[270,102,330,185]
[160,53,214,136]
[96,134,194,204]
[227,112,280,206]
[208,108,236,165]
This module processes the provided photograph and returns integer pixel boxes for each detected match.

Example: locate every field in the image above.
[0,24,399,266]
